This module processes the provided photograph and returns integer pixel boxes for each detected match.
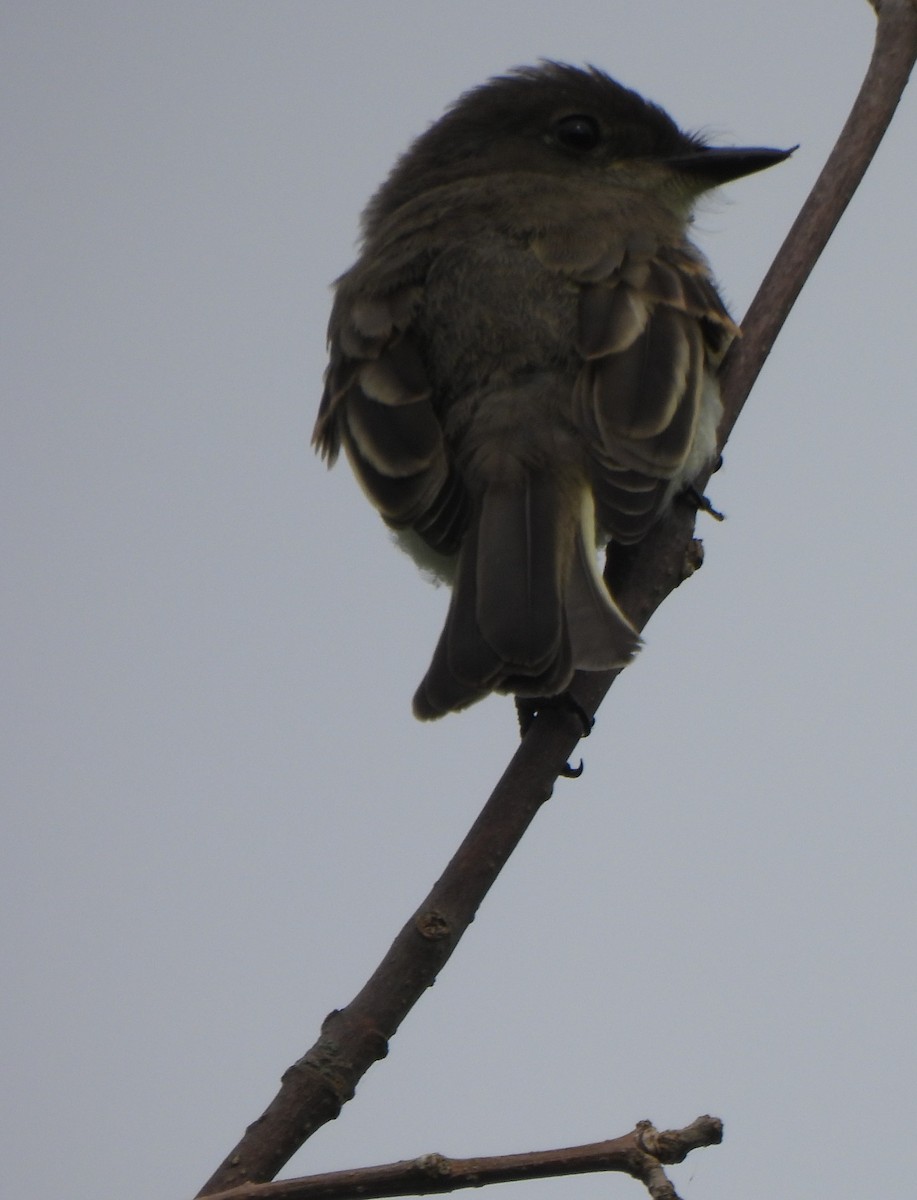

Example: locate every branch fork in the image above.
[197,1117,723,1200]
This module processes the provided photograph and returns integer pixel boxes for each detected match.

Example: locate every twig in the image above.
[197,1117,722,1200]
[196,5,916,1194]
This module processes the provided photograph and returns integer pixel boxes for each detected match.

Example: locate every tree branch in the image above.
[198,1118,722,1200]
[196,4,916,1194]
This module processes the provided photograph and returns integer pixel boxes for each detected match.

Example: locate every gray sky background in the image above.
[4,4,916,1199]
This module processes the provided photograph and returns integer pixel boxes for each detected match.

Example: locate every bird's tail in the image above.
[412,474,639,719]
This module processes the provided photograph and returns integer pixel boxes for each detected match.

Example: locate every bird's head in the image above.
[365,62,792,228]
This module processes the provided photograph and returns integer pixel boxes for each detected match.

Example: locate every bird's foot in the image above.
[683,484,725,522]
[515,692,594,778]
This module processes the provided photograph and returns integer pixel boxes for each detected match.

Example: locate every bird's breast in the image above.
[415,234,580,405]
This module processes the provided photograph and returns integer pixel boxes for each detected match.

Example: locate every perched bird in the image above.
[313,63,790,720]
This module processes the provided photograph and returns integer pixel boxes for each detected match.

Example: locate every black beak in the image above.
[668,144,796,184]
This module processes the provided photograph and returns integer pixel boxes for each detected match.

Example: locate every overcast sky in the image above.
[4,4,916,1199]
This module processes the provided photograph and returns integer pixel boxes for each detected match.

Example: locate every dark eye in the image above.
[554,114,601,151]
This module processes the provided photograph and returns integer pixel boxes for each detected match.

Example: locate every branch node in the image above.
[415,909,451,940]
[631,1117,724,1200]
[636,1115,723,1163]
[415,1153,452,1179]
[682,538,705,580]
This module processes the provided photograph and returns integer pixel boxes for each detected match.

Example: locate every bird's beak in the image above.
[667,144,796,184]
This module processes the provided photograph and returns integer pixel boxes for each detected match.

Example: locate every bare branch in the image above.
[198,1118,722,1200]
[196,6,916,1194]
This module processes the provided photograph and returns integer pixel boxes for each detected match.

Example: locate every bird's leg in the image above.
[683,485,725,522]
[682,455,726,522]
[515,692,594,778]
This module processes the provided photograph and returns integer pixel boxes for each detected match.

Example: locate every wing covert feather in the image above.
[314,281,469,555]
[572,242,736,541]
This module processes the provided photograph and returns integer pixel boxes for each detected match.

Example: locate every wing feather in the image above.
[313,281,470,556]
[571,242,736,542]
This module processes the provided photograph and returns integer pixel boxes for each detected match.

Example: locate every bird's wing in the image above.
[534,227,739,544]
[313,275,469,557]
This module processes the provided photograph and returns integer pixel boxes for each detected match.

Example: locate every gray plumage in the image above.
[313,63,789,718]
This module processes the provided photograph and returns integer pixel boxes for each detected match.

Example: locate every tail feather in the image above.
[566,506,641,670]
[476,478,564,671]
[412,518,501,719]
[413,476,640,720]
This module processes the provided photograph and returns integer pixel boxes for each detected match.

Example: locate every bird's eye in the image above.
[554,114,601,151]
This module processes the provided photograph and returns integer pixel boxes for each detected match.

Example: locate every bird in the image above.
[313,62,791,721]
